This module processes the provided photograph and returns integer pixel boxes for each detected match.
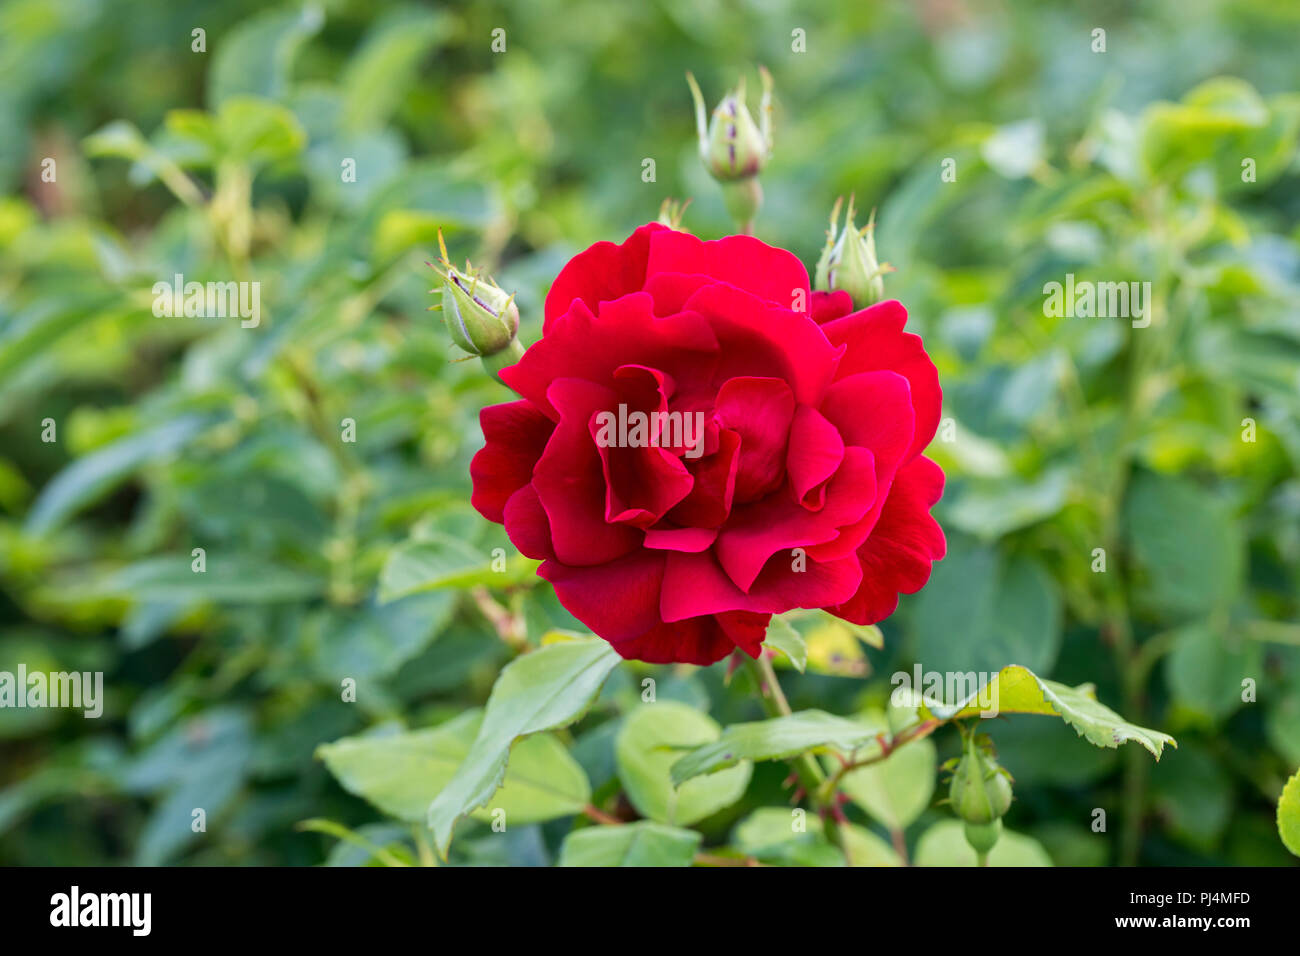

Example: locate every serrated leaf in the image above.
[670,710,885,786]
[1279,768,1300,857]
[318,711,589,826]
[764,616,806,673]
[923,664,1176,759]
[558,821,700,867]
[426,637,620,856]
[615,701,751,826]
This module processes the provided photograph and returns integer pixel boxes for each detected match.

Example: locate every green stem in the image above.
[747,654,852,864]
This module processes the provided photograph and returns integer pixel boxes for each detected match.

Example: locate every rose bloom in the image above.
[471,223,945,665]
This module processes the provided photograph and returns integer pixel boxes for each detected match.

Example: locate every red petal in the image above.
[532,378,641,566]
[470,401,555,523]
[818,370,915,481]
[543,222,666,331]
[715,445,877,592]
[502,484,553,560]
[539,549,666,643]
[810,289,853,324]
[645,230,810,310]
[820,300,942,462]
[714,376,795,503]
[785,404,844,510]
[828,456,947,626]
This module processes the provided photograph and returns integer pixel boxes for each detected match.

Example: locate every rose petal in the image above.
[543,222,666,330]
[821,299,942,461]
[714,376,795,503]
[828,456,947,625]
[645,230,810,309]
[810,289,853,324]
[660,549,862,620]
[786,404,844,510]
[470,400,555,523]
[715,446,877,592]
[818,370,914,481]
[644,526,719,552]
[539,549,666,642]
[502,484,553,560]
[533,377,641,566]
[683,283,842,406]
[667,427,740,528]
[503,294,719,420]
[609,609,768,666]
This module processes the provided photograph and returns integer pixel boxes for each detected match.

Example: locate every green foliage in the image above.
[2,0,1297,868]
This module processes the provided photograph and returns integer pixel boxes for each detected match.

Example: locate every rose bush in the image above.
[471,223,946,665]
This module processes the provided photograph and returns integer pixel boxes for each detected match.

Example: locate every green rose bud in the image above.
[686,68,773,233]
[429,231,523,383]
[947,733,1014,826]
[963,819,1002,858]
[814,195,894,308]
[686,68,773,183]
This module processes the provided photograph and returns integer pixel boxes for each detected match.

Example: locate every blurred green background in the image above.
[1,0,1298,866]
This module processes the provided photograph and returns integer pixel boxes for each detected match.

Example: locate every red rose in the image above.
[471,223,946,665]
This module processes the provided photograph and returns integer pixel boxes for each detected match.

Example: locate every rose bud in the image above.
[429,230,523,382]
[686,68,773,233]
[814,194,894,308]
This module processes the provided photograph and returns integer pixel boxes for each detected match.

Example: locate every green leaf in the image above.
[311,592,455,681]
[558,822,700,867]
[1124,471,1243,617]
[923,664,1176,759]
[911,539,1062,676]
[670,710,885,786]
[378,533,538,602]
[836,730,937,830]
[943,468,1070,540]
[615,701,751,826]
[915,819,1052,866]
[732,808,843,866]
[209,5,323,107]
[1165,623,1261,725]
[0,295,117,382]
[318,712,589,826]
[339,9,449,133]
[214,97,306,167]
[297,818,412,867]
[89,554,325,604]
[763,616,806,673]
[1278,768,1300,857]
[842,824,905,866]
[1150,742,1232,852]
[426,637,620,856]
[25,415,211,534]
[731,808,902,866]
[82,120,151,162]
